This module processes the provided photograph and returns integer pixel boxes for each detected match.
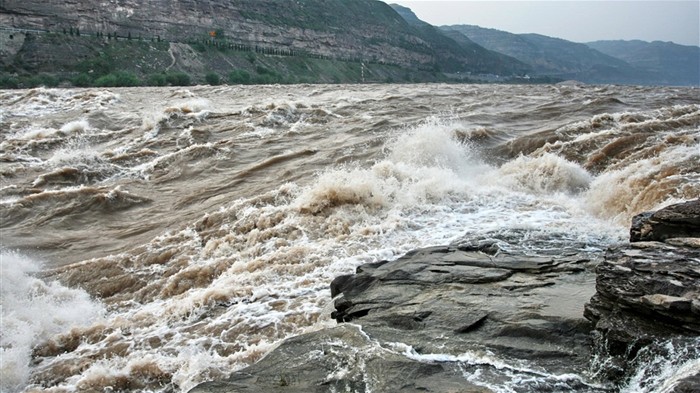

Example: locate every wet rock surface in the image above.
[190,201,700,393]
[191,243,605,393]
[188,324,493,393]
[328,244,597,372]
[585,200,700,386]
[584,242,700,339]
[630,199,700,242]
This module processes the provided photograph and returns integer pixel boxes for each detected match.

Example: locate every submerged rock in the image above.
[189,324,492,393]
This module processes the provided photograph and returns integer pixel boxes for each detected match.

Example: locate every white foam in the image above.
[497,153,592,194]
[386,116,475,172]
[46,143,105,168]
[0,250,105,393]
[59,119,92,135]
[142,98,211,132]
[621,338,700,393]
[2,88,119,118]
[585,142,700,225]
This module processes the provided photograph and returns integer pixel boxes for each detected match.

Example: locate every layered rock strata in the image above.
[584,199,700,385]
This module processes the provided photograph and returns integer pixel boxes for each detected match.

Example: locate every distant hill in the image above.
[441,24,659,85]
[586,40,700,86]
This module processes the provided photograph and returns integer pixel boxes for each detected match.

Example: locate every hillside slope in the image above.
[390,4,530,76]
[0,0,528,87]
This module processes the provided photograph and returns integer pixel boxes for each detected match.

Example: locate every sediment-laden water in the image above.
[1,83,698,392]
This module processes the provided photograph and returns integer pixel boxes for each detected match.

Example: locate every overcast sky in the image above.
[387,1,700,46]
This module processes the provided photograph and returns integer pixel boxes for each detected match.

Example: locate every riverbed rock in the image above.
[190,243,604,393]
[189,324,492,393]
[630,199,700,242]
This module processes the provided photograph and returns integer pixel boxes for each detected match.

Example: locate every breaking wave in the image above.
[1,84,697,392]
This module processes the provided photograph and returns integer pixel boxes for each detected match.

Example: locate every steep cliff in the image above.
[0,0,530,86]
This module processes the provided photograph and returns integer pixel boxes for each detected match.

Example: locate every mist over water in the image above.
[1,84,698,392]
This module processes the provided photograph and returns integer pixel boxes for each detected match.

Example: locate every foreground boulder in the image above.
[191,243,605,392]
[328,243,597,374]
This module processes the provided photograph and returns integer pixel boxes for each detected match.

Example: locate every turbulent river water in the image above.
[1,83,699,392]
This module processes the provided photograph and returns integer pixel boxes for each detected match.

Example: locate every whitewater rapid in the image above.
[1,83,698,392]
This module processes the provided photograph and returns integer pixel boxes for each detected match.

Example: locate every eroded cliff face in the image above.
[0,0,435,69]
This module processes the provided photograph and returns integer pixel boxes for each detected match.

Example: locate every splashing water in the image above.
[1,84,698,392]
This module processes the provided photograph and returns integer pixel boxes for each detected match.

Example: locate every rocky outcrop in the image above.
[584,242,700,338]
[630,199,700,242]
[328,244,597,369]
[0,0,524,75]
[189,201,700,393]
[584,199,700,383]
[190,243,604,392]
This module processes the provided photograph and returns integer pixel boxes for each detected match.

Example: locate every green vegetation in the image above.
[165,72,191,86]
[0,73,60,88]
[95,71,141,87]
[204,72,221,85]
[72,73,93,87]
[0,26,472,89]
[228,70,251,84]
[147,73,168,86]
[0,70,195,89]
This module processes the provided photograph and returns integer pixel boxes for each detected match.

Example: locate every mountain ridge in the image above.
[586,39,700,86]
[440,24,698,86]
[0,0,533,87]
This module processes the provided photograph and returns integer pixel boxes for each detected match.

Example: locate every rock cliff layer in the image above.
[0,0,516,73]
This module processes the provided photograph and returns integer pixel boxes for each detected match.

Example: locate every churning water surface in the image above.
[1,83,699,392]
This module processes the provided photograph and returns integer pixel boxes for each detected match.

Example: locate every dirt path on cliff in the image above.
[166,42,205,72]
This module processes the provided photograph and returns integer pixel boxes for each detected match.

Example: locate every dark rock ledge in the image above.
[584,199,700,388]
[190,200,700,393]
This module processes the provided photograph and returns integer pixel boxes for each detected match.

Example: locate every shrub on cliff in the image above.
[205,72,221,85]
[72,73,93,87]
[95,71,141,87]
[0,74,20,89]
[27,74,60,88]
[165,72,191,86]
[77,57,114,76]
[147,73,167,86]
[229,70,252,84]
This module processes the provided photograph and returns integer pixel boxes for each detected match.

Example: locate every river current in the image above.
[1,83,699,392]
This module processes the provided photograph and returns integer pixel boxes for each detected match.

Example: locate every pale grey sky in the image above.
[387,1,700,46]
